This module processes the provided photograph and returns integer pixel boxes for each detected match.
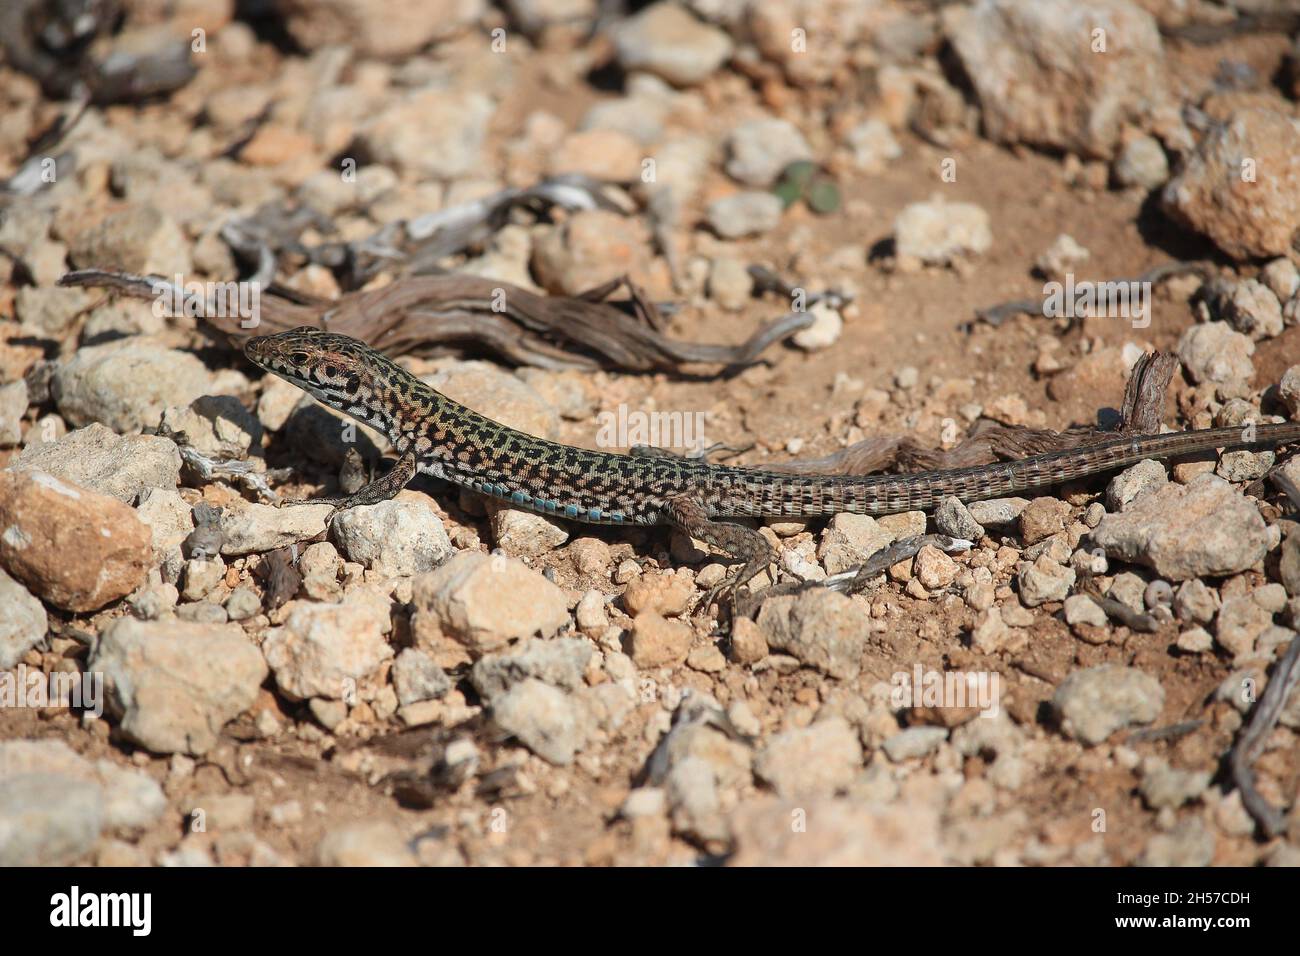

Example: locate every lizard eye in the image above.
[290,352,310,365]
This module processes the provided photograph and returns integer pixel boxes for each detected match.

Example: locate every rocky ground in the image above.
[3,0,1300,867]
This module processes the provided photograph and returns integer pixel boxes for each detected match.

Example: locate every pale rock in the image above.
[894,195,991,265]
[1177,321,1254,387]
[0,569,47,669]
[627,612,693,668]
[218,501,333,555]
[410,551,569,656]
[1053,664,1164,745]
[52,342,210,432]
[724,117,813,187]
[613,3,733,87]
[13,423,181,502]
[91,618,267,754]
[158,395,264,460]
[490,678,588,765]
[332,496,453,575]
[262,597,394,700]
[1091,473,1269,580]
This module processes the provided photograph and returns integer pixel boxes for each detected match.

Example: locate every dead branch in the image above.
[1229,636,1300,838]
[972,261,1210,328]
[58,269,812,374]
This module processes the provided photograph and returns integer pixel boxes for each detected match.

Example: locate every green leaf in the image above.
[807,177,841,214]
[772,179,803,208]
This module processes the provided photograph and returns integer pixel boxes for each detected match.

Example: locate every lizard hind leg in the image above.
[665,494,775,611]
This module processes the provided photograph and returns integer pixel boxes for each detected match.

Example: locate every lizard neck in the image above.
[363,366,450,449]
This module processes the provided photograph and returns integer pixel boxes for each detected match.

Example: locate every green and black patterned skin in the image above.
[245,327,1300,594]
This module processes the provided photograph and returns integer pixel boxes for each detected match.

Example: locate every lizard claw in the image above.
[697,576,736,616]
[696,569,768,622]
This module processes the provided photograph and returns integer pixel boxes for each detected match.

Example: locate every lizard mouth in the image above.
[243,335,271,368]
[243,336,300,381]
[242,336,303,388]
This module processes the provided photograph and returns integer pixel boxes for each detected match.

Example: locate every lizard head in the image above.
[244,327,383,407]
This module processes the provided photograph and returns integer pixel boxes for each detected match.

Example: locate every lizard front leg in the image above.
[281,449,419,517]
[665,494,775,610]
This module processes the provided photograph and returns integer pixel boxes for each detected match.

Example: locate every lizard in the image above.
[244,326,1300,603]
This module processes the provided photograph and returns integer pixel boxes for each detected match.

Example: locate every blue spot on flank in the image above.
[544,500,557,512]
[565,504,579,518]
[587,508,602,521]
[512,490,528,504]
[611,512,625,524]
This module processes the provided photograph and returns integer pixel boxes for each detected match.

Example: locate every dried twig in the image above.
[0,0,195,104]
[971,261,1210,328]
[257,547,301,612]
[0,94,88,199]
[176,444,291,503]
[1126,719,1204,744]
[646,188,684,292]
[1269,467,1300,513]
[748,264,852,310]
[842,533,972,593]
[1228,635,1300,838]
[1084,592,1162,632]
[1161,11,1300,44]
[1117,350,1178,434]
[59,269,811,374]
[153,422,291,503]
[732,349,1181,618]
[735,533,972,618]
[222,176,628,290]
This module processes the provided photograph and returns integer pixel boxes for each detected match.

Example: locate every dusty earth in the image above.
[2,0,1300,868]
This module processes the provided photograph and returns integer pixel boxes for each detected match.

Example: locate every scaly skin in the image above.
[245,327,1300,596]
